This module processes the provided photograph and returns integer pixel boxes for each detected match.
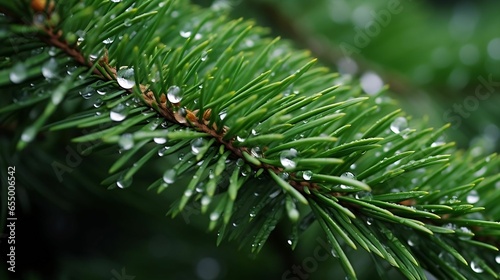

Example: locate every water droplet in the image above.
[269,190,281,199]
[42,58,58,79]
[458,227,473,240]
[167,85,182,103]
[330,248,339,258]
[249,211,256,218]
[240,165,251,177]
[94,88,105,96]
[201,195,211,206]
[210,212,220,221]
[79,86,94,99]
[162,169,176,184]
[116,173,132,189]
[466,190,479,204]
[103,37,114,44]
[124,18,132,27]
[366,217,373,226]
[360,71,383,95]
[219,110,227,120]
[180,31,192,38]
[157,146,169,156]
[340,172,355,189]
[191,138,206,155]
[431,136,446,147]
[195,182,204,193]
[93,98,103,108]
[10,62,27,84]
[439,251,456,265]
[280,148,298,169]
[110,103,129,122]
[250,147,262,158]
[390,117,408,134]
[119,133,134,150]
[470,260,483,273]
[303,170,313,181]
[154,137,167,144]
[355,191,372,200]
[116,67,135,89]
[495,254,500,264]
[407,235,418,247]
[111,0,121,2]
[474,167,487,177]
[236,158,245,167]
[201,51,208,61]
[184,189,193,197]
[21,127,36,143]
[279,172,290,180]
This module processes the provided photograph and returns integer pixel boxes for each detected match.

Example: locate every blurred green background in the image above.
[1,0,499,279]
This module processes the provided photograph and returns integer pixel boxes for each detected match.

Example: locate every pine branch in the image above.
[0,0,499,279]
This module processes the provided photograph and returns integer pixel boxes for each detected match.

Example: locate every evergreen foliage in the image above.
[0,0,499,279]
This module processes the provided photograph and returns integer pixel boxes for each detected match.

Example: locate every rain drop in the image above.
[236,135,246,142]
[303,170,313,181]
[219,110,227,120]
[250,147,263,158]
[470,260,483,273]
[103,37,114,44]
[110,103,129,122]
[495,254,500,264]
[466,190,479,204]
[42,58,58,79]
[93,98,103,108]
[119,133,134,150]
[79,86,94,99]
[163,169,176,184]
[21,127,36,143]
[473,167,486,177]
[210,212,220,221]
[167,85,183,103]
[154,137,167,144]
[431,136,446,147]
[184,189,193,197]
[201,51,208,61]
[201,196,211,206]
[97,88,106,95]
[116,67,135,89]
[157,146,169,157]
[116,173,132,189]
[390,117,408,134]
[340,172,355,189]
[191,138,206,155]
[180,31,192,38]
[360,71,383,95]
[9,62,27,84]
[280,148,298,169]
[355,191,372,200]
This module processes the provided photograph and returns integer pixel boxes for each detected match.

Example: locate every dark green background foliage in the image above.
[0,0,499,279]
